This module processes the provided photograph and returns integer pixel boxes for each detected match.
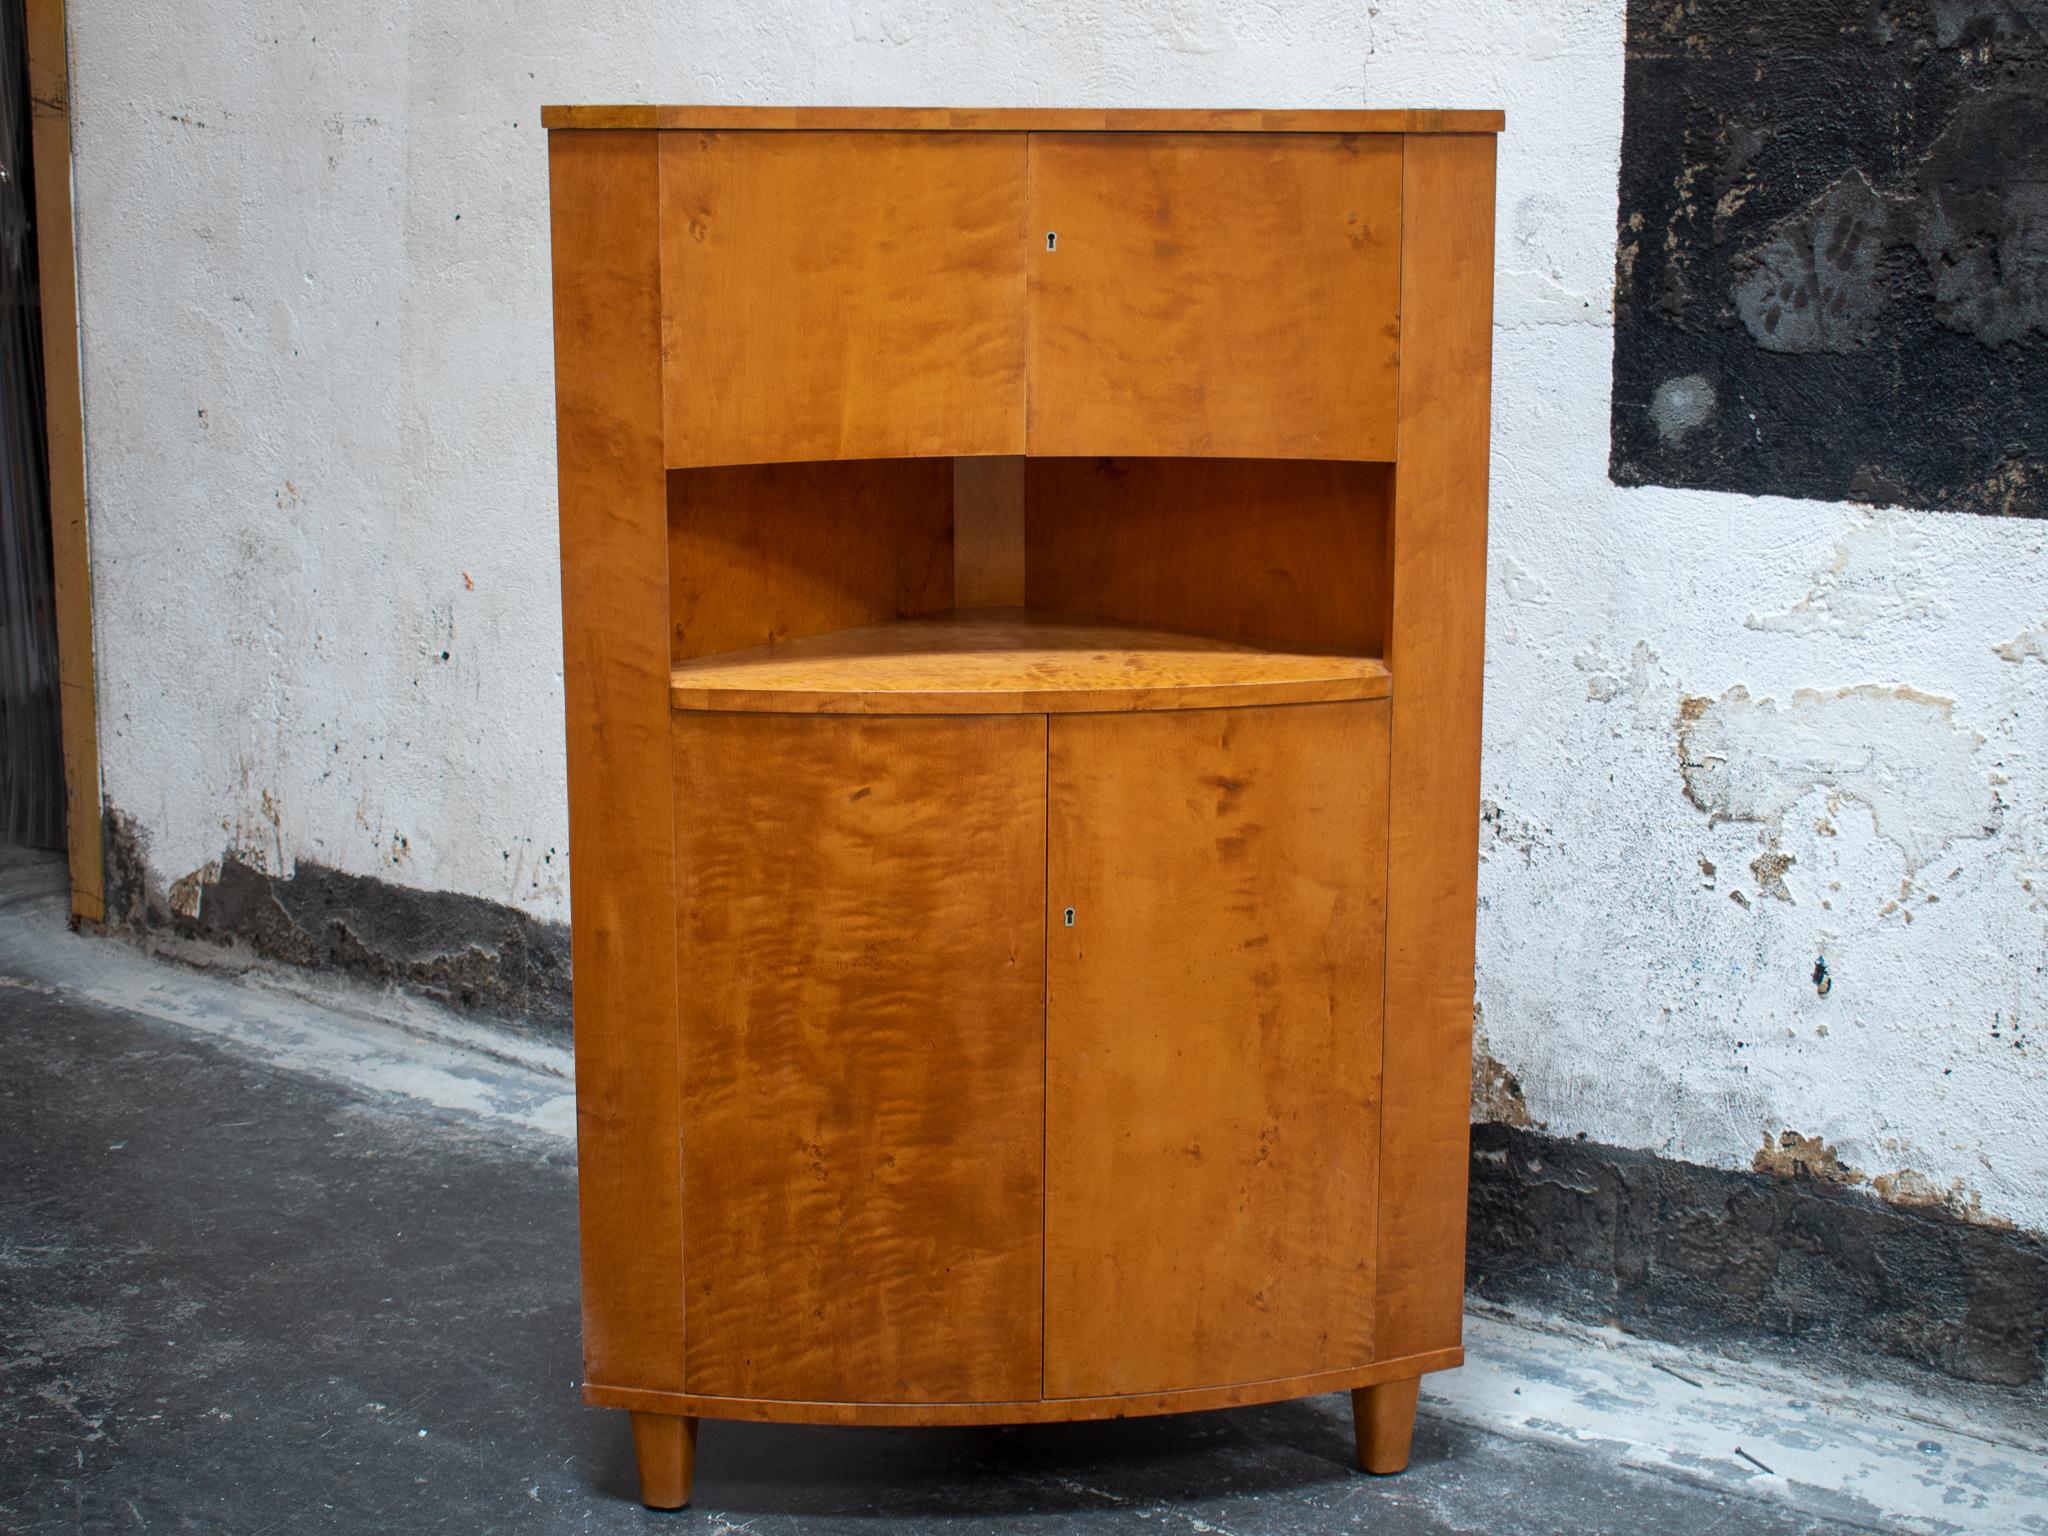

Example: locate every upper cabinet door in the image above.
[1027,133,1402,460]
[661,132,1028,467]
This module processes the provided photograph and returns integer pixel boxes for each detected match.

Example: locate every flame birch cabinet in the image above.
[543,104,1501,1510]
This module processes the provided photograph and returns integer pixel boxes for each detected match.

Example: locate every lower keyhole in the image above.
[1063,907,1076,927]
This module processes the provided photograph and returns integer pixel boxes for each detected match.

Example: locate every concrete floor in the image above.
[2,848,2043,1535]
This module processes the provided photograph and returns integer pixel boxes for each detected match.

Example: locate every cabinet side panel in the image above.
[1379,134,1497,1359]
[1046,701,1387,1398]
[668,458,954,663]
[661,131,1028,466]
[549,130,684,1393]
[1027,133,1401,460]
[28,0,103,919]
[674,713,1046,1404]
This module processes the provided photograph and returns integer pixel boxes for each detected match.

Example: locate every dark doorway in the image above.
[0,0,61,849]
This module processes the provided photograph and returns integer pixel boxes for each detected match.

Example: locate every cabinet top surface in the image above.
[669,608,1392,716]
[542,104,1504,134]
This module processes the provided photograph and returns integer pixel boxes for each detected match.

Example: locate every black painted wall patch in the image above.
[1610,0,2047,517]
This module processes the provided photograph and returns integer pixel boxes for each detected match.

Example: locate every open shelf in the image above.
[668,608,1391,715]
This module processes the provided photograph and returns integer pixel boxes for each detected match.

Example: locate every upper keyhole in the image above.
[1046,231,1057,252]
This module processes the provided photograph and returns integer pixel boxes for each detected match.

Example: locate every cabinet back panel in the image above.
[668,459,954,663]
[1025,457,1391,656]
[674,712,1047,1403]
[1045,701,1387,1397]
[661,131,1028,467]
[952,455,1027,607]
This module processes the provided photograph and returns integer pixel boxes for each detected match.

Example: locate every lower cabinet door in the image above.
[1045,701,1389,1397]
[673,712,1047,1403]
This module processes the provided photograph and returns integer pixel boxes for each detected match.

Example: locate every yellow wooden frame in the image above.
[26,0,100,921]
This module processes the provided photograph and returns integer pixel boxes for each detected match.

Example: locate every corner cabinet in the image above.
[545,105,1501,1511]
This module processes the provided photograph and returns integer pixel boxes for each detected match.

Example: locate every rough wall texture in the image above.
[64,0,2048,1286]
[102,811,571,1035]
[1467,1124,2048,1387]
[1610,0,2048,515]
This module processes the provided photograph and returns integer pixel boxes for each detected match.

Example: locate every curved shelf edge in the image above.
[584,1346,1464,1426]
[670,676,1390,714]
[669,608,1392,716]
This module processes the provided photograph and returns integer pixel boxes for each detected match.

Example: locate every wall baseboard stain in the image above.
[1469,1122,2048,1390]
[102,810,573,1040]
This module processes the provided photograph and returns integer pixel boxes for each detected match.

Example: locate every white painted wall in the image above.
[66,3,2047,1229]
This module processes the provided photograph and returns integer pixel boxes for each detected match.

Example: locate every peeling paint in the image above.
[1499,554,1553,605]
[1744,509,1952,638]
[1751,1128,2018,1233]
[1750,849,1797,902]
[1872,1167,2018,1232]
[1575,636,1661,705]
[1994,620,2048,664]
[1472,1005,1538,1129]
[167,861,219,920]
[1480,799,1559,866]
[1754,1129,1863,1187]
[1676,683,1997,878]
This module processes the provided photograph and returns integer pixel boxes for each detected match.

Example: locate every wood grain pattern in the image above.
[660,131,1027,467]
[1376,134,1498,1363]
[668,608,1390,715]
[549,131,685,1395]
[1026,457,1392,656]
[952,456,1026,607]
[545,105,1506,134]
[1044,702,1388,1398]
[27,0,101,921]
[673,712,1046,1404]
[668,459,953,663]
[584,1346,1466,1424]
[1027,134,1401,459]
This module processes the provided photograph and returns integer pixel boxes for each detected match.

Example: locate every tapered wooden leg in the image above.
[629,1411,699,1509]
[1352,1377,1420,1474]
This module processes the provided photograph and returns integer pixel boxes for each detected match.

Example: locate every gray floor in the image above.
[0,849,2026,1534]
